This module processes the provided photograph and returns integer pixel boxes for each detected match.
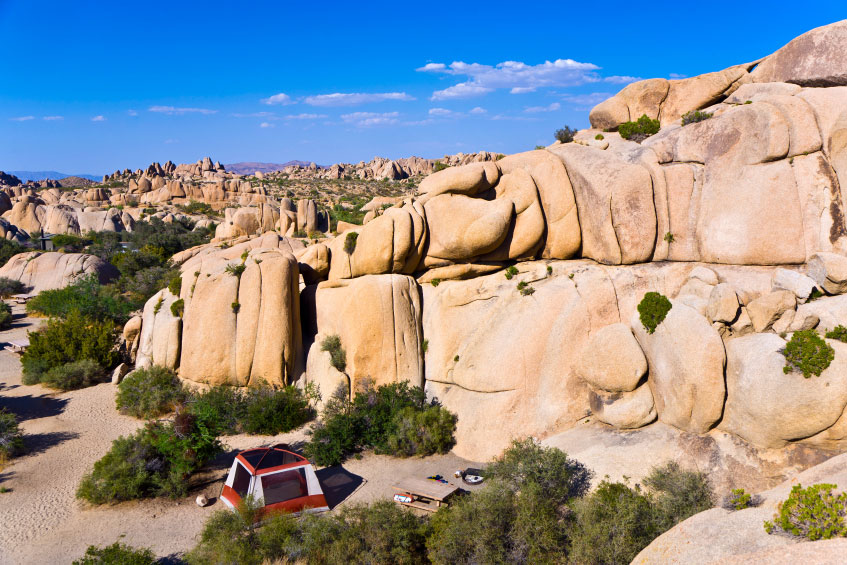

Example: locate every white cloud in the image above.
[604,75,641,84]
[469,106,487,115]
[148,106,217,115]
[428,107,458,117]
[341,111,400,127]
[304,92,414,107]
[42,116,64,121]
[127,109,139,116]
[422,59,603,100]
[524,102,561,113]
[9,116,34,121]
[261,93,294,105]
[164,138,179,144]
[232,111,275,118]
[284,113,328,120]
[260,122,274,128]
[91,115,106,122]
[561,92,613,106]
[669,73,687,79]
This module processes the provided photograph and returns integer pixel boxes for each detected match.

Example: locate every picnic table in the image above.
[391,477,459,512]
[10,293,35,304]
[5,339,29,353]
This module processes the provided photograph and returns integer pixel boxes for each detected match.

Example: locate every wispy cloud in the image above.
[304,92,414,107]
[42,115,64,121]
[284,113,328,120]
[420,59,604,100]
[561,92,613,106]
[341,111,400,127]
[261,93,294,106]
[231,111,275,118]
[164,138,179,144]
[524,102,561,113]
[127,109,139,116]
[604,75,641,84]
[669,73,687,79]
[148,106,217,115]
[9,116,35,122]
[91,115,106,122]
[428,107,463,118]
[260,122,275,128]
[469,107,487,115]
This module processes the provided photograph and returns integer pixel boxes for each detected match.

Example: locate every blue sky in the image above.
[1,1,844,174]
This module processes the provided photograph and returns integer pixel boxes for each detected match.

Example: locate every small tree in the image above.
[321,335,347,373]
[782,330,834,378]
[554,126,578,143]
[638,292,672,334]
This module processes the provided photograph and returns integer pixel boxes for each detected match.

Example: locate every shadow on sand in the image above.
[315,466,365,509]
[0,393,68,422]
[23,431,79,456]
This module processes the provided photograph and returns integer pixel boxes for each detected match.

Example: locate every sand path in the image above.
[0,306,478,564]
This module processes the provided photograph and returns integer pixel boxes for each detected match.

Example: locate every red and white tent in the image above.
[221,445,329,515]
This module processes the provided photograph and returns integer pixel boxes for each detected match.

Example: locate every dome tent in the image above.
[221,445,329,516]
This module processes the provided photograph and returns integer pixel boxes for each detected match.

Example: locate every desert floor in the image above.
[0,305,480,564]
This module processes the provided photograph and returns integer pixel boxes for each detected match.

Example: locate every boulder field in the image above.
[124,22,847,477]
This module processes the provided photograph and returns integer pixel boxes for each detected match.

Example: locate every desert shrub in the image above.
[486,437,592,505]
[292,229,308,238]
[72,542,157,565]
[225,263,246,278]
[41,359,107,391]
[21,310,119,385]
[505,265,518,280]
[0,239,26,268]
[595,133,605,140]
[321,334,346,373]
[176,200,215,216]
[76,413,221,503]
[27,275,133,324]
[570,480,659,565]
[764,483,847,540]
[116,366,188,419]
[638,291,672,334]
[433,161,450,172]
[825,325,847,343]
[0,408,24,459]
[120,265,180,306]
[241,383,315,435]
[664,231,675,243]
[0,302,12,330]
[168,275,182,296]
[304,381,445,466]
[383,405,457,457]
[520,285,535,296]
[723,488,759,511]
[343,231,358,254]
[51,233,91,252]
[681,110,713,126]
[0,276,25,298]
[782,329,834,377]
[430,278,441,287]
[644,461,714,531]
[170,298,184,318]
[187,385,244,435]
[618,114,661,142]
[554,126,578,143]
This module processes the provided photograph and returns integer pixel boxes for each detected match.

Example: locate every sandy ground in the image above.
[0,306,480,564]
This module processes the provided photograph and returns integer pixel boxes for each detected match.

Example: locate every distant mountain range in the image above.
[224,161,323,175]
[5,170,101,182]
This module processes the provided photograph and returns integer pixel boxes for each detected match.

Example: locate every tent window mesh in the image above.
[232,463,251,498]
[261,468,308,505]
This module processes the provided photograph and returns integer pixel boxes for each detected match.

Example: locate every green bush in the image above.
[187,385,244,435]
[504,265,518,280]
[595,133,605,140]
[116,366,188,419]
[21,310,119,385]
[433,161,450,172]
[638,292,672,334]
[664,231,675,243]
[825,325,847,343]
[0,408,24,459]
[644,461,714,531]
[41,359,107,391]
[76,413,221,504]
[168,275,182,296]
[570,480,659,565]
[554,126,578,143]
[618,114,661,141]
[225,263,246,278]
[0,302,12,330]
[27,275,133,324]
[51,234,92,253]
[241,383,315,435]
[72,542,157,565]
[321,334,346,373]
[681,110,713,126]
[764,483,847,540]
[343,231,358,254]
[0,239,26,268]
[724,488,755,511]
[782,329,834,377]
[170,298,184,318]
[486,437,592,505]
[384,405,457,457]
[0,276,25,297]
[176,200,215,216]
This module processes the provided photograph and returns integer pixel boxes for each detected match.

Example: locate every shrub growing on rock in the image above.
[504,265,519,280]
[723,488,759,511]
[321,334,346,373]
[618,114,661,142]
[343,231,358,254]
[72,542,157,565]
[0,277,25,298]
[0,407,24,459]
[554,126,578,143]
[41,359,107,391]
[825,325,847,343]
[638,291,672,334]
[170,298,184,318]
[782,329,834,378]
[21,310,119,385]
[681,110,713,125]
[76,412,221,504]
[168,275,182,297]
[116,366,188,419]
[764,483,847,540]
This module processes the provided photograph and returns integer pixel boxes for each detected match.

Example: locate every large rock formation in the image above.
[0,252,117,293]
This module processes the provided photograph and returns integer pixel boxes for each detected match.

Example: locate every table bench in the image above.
[391,477,459,512]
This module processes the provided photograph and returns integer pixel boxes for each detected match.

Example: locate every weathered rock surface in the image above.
[136,289,182,371]
[751,21,847,86]
[0,252,117,293]
[575,323,647,392]
[589,385,656,429]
